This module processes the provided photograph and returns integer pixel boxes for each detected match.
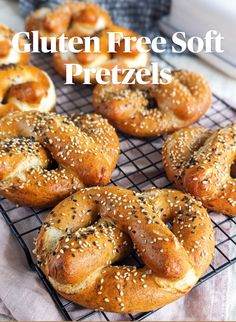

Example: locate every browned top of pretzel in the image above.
[163,123,236,216]
[92,70,212,137]
[66,2,113,37]
[0,24,30,66]
[0,64,56,117]
[0,111,119,208]
[25,2,112,39]
[36,186,214,313]
[52,24,150,83]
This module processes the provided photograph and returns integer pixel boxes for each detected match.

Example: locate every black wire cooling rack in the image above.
[1,53,236,321]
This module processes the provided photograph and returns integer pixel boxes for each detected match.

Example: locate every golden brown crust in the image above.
[163,123,236,216]
[25,2,112,41]
[25,5,71,40]
[0,24,30,66]
[0,64,56,116]
[66,2,113,37]
[52,24,150,84]
[0,112,119,207]
[162,127,213,187]
[92,70,212,137]
[27,2,149,83]
[35,186,214,313]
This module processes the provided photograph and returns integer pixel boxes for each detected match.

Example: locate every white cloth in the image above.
[0,216,62,321]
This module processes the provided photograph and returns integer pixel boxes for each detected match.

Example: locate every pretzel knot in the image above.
[92,70,212,137]
[35,186,214,313]
[0,65,56,117]
[0,24,30,66]
[163,123,236,216]
[0,112,119,208]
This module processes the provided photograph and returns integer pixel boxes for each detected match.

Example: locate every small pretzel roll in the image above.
[25,2,112,43]
[25,4,71,41]
[163,123,236,216]
[35,186,214,313]
[0,24,30,66]
[0,64,56,117]
[52,24,150,84]
[0,112,119,208]
[66,2,112,37]
[93,70,212,137]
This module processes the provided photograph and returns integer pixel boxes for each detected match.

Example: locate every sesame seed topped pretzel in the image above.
[25,2,112,42]
[163,123,236,216]
[0,64,56,117]
[0,111,119,208]
[0,24,30,66]
[92,70,212,137]
[35,186,214,313]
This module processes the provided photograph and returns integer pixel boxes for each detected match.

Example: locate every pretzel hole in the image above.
[49,159,59,171]
[118,252,144,268]
[146,94,158,109]
[230,159,236,178]
[132,87,158,110]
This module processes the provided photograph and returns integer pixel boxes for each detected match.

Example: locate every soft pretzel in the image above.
[52,24,150,84]
[0,24,30,66]
[35,186,214,313]
[0,111,119,208]
[65,2,113,38]
[0,64,56,117]
[163,123,236,216]
[92,70,212,137]
[25,2,112,41]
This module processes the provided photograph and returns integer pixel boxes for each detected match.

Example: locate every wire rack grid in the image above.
[1,53,236,321]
